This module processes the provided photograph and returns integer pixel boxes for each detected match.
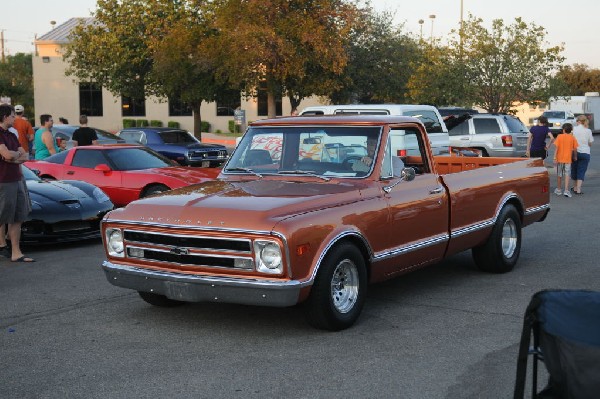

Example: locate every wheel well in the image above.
[141,183,170,197]
[327,235,372,281]
[505,198,525,222]
[40,174,56,180]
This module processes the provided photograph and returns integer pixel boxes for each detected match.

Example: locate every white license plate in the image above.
[201,161,210,168]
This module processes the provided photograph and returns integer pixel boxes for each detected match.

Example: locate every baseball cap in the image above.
[14,105,24,113]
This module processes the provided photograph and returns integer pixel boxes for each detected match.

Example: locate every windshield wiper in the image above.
[278,170,330,181]
[224,167,262,178]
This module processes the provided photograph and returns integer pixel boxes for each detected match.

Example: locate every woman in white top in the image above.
[571,115,594,194]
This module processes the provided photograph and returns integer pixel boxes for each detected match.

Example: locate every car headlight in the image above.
[254,240,283,274]
[554,122,561,127]
[106,228,124,257]
[93,187,111,203]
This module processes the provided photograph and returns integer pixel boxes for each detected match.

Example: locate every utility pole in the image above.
[1,30,5,63]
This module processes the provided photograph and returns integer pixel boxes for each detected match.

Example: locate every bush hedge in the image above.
[123,119,136,128]
[150,120,163,127]
[201,121,211,132]
[228,120,241,133]
[167,121,180,128]
[136,119,149,127]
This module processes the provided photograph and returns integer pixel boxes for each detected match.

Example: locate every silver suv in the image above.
[448,114,529,157]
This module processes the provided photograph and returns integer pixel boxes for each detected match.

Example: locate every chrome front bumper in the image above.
[102,261,305,307]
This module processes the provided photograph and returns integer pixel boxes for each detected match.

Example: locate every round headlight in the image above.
[107,229,124,256]
[261,242,282,269]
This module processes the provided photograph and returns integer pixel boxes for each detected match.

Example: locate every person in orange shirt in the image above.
[12,105,34,157]
[552,123,579,198]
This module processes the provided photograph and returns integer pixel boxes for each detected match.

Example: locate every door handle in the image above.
[460,137,470,141]
[429,186,444,195]
[67,171,75,175]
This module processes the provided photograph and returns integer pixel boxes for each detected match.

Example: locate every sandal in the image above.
[12,255,35,263]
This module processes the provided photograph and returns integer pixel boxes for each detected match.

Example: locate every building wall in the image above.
[33,43,325,134]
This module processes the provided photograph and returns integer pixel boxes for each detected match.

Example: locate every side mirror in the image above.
[94,164,112,173]
[401,167,416,181]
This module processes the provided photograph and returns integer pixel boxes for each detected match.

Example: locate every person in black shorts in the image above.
[72,115,98,146]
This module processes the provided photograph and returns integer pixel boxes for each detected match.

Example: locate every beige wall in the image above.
[33,43,326,134]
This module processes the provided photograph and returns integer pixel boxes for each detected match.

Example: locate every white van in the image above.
[299,104,450,155]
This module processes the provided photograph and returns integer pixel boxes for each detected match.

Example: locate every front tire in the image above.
[472,204,521,273]
[138,291,186,307]
[305,243,367,331]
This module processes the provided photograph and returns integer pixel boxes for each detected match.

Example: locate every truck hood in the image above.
[107,179,365,231]
[165,142,225,150]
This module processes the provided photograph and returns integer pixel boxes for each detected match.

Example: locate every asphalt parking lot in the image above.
[1,144,599,398]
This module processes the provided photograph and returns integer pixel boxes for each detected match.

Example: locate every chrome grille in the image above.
[124,230,251,252]
[122,229,254,270]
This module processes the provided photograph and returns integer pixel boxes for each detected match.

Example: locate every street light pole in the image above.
[429,14,436,44]
[418,19,424,41]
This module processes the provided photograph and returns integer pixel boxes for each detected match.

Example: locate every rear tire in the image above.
[472,204,521,273]
[138,291,186,307]
[140,184,170,198]
[305,243,367,331]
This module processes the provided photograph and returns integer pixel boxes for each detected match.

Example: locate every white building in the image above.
[33,18,323,134]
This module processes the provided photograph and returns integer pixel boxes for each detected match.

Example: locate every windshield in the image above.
[105,147,173,170]
[159,130,198,144]
[543,111,566,119]
[225,126,382,178]
[22,165,40,181]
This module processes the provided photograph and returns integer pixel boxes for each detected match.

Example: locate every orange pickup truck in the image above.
[101,115,550,330]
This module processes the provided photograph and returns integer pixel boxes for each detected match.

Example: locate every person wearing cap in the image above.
[570,115,594,194]
[12,105,34,157]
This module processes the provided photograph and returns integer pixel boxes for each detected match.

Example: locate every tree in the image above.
[64,0,221,137]
[555,64,600,95]
[444,15,565,113]
[330,9,421,104]
[0,53,34,116]
[206,0,360,118]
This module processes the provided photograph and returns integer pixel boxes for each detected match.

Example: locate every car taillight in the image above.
[502,135,513,147]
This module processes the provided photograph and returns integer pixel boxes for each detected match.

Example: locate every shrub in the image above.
[215,129,223,134]
[123,119,136,128]
[150,120,163,127]
[136,119,149,127]
[228,120,241,133]
[167,121,180,128]
[201,121,211,132]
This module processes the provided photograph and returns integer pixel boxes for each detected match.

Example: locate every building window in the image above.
[168,97,193,116]
[122,96,146,117]
[257,81,282,116]
[216,89,241,116]
[79,83,103,117]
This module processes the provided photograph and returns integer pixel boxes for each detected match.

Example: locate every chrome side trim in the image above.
[525,204,550,216]
[373,234,449,261]
[450,193,521,239]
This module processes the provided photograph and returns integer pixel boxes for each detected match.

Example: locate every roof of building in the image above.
[37,18,94,44]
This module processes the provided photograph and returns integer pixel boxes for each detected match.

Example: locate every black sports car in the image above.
[22,165,114,243]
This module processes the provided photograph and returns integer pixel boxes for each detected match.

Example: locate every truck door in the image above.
[377,127,449,274]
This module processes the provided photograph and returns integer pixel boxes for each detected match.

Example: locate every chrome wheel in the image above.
[501,218,518,258]
[330,259,360,314]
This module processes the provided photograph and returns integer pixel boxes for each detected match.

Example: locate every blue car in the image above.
[118,127,228,167]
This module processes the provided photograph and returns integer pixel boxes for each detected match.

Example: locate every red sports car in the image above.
[25,144,220,207]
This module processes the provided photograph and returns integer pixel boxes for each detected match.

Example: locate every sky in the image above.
[2,0,600,67]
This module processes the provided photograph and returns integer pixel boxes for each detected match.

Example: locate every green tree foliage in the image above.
[444,15,565,113]
[0,53,34,115]
[330,9,421,104]
[206,0,360,118]
[64,0,222,137]
[555,64,600,95]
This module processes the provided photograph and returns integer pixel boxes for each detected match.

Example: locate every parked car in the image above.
[51,125,125,149]
[25,144,220,207]
[448,114,529,157]
[118,127,228,167]
[437,107,480,118]
[537,110,576,137]
[21,164,114,243]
